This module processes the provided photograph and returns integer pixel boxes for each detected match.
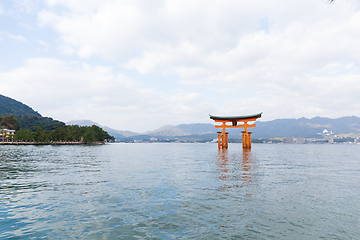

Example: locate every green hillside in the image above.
[0,95,114,143]
[0,94,65,131]
[0,94,41,117]
[17,114,65,131]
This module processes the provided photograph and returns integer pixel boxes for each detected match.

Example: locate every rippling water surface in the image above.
[1,143,359,239]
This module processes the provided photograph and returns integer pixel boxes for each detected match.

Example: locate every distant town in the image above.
[116,133,360,145]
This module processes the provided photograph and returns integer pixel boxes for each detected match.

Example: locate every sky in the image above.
[1,0,360,132]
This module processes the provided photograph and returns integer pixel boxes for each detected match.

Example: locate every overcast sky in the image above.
[1,0,360,132]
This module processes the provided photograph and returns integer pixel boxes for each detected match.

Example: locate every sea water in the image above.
[1,143,359,239]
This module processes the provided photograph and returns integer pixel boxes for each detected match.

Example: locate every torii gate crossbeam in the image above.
[210,112,262,149]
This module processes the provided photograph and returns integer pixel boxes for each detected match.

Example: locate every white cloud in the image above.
[0,58,213,132]
[37,39,50,49]
[2,0,360,131]
[38,0,268,60]
[37,0,360,84]
[6,32,27,42]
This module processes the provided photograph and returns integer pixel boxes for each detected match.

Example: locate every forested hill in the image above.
[0,94,41,117]
[17,114,65,131]
[0,95,114,143]
[0,94,65,131]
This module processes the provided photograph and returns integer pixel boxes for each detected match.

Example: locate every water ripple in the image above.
[1,143,360,239]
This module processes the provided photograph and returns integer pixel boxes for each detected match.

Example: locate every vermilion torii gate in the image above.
[210,112,262,149]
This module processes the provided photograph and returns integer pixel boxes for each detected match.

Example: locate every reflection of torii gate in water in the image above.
[210,112,262,149]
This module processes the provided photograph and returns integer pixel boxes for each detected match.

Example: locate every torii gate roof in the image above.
[209,112,262,121]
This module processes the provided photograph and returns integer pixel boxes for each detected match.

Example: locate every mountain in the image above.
[66,120,138,139]
[0,94,65,131]
[145,123,215,136]
[3,93,360,139]
[17,114,65,131]
[253,116,360,138]
[0,94,41,117]
[66,121,217,141]
[68,116,360,141]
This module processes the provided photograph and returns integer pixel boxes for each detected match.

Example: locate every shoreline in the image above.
[0,141,105,145]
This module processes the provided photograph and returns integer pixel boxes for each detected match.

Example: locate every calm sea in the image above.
[1,143,359,239]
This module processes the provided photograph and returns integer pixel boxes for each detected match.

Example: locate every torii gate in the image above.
[210,112,262,149]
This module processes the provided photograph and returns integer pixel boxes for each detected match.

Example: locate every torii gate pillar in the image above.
[210,113,262,149]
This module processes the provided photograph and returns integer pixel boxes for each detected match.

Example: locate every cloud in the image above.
[38,0,268,59]
[6,32,27,42]
[2,0,360,131]
[0,58,213,131]
[37,1,360,83]
[37,39,50,50]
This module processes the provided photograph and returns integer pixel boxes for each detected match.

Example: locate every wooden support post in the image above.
[242,131,246,149]
[217,132,222,149]
[246,133,249,148]
[248,132,252,149]
[222,122,226,149]
[242,132,252,149]
[225,132,229,149]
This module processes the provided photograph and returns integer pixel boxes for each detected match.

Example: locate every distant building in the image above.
[355,138,360,144]
[283,137,294,144]
[0,129,15,141]
[295,138,305,144]
[328,138,334,144]
[150,137,158,142]
[320,129,334,136]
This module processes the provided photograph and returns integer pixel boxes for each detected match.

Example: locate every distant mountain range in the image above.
[66,120,138,140]
[67,116,360,140]
[255,116,360,138]
[66,120,217,141]
[2,94,360,140]
[145,123,215,136]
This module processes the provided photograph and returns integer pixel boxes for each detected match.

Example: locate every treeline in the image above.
[17,114,65,131]
[1,114,65,131]
[0,115,20,130]
[1,114,114,143]
[14,125,114,143]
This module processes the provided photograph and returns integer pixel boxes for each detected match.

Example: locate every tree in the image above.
[33,126,49,143]
[0,115,20,130]
[83,127,97,143]
[17,114,65,132]
[14,123,113,143]
[50,125,67,141]
[14,129,34,141]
